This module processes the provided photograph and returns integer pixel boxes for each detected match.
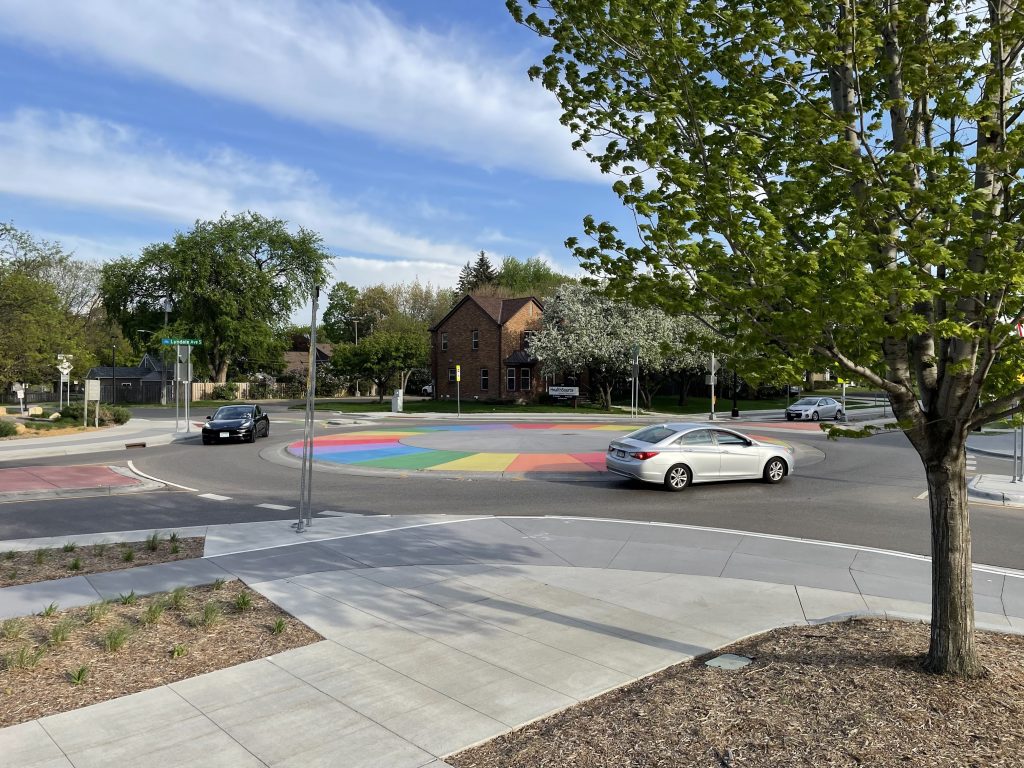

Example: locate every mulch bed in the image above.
[0,580,321,727]
[450,619,1024,768]
[0,536,205,588]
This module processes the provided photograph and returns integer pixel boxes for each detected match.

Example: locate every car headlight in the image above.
[241,420,253,428]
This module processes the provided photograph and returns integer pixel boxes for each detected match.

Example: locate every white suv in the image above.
[421,384,433,396]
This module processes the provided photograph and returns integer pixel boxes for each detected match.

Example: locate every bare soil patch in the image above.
[0,535,204,588]
[450,619,1024,768]
[0,580,320,727]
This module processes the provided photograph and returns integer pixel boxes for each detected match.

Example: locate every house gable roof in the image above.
[429,295,543,331]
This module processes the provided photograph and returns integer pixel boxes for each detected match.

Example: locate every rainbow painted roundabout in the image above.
[286,422,797,476]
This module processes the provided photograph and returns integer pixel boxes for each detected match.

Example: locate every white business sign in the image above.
[84,379,101,400]
[548,386,580,397]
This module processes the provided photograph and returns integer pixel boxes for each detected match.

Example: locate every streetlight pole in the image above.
[731,369,739,418]
[110,337,117,405]
[352,317,363,397]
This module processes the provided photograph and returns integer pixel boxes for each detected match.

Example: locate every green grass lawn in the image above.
[621,394,789,414]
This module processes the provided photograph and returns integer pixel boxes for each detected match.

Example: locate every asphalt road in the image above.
[2,418,1023,569]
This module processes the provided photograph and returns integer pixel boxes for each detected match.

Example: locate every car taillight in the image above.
[630,451,659,460]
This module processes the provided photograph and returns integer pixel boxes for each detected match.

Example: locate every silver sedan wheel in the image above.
[764,458,786,483]
[664,464,690,491]
[811,411,820,421]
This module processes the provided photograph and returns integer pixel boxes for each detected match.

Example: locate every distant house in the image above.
[86,353,169,403]
[283,334,334,377]
[428,295,544,401]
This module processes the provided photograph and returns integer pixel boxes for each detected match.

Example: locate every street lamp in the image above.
[731,369,740,418]
[110,337,117,405]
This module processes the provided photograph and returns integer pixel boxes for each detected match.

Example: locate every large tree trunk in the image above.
[922,450,981,677]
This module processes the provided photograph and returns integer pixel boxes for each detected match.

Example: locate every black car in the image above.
[202,404,270,444]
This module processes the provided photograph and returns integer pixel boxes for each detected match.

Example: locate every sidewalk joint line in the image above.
[167,685,271,767]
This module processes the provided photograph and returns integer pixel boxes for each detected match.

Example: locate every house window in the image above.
[520,368,530,391]
[441,332,448,351]
[523,330,536,349]
[472,330,479,350]
[480,368,489,390]
[507,368,517,391]
[448,367,457,382]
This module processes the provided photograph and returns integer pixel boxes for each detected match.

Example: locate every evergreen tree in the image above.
[470,250,496,288]
[456,261,474,296]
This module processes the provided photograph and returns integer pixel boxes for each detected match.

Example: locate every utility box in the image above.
[391,389,404,413]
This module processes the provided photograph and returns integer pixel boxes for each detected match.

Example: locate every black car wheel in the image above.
[246,428,256,443]
[202,436,212,445]
[811,411,820,421]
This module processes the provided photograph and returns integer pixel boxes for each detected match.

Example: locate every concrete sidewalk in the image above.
[0,419,200,463]
[1,514,1022,768]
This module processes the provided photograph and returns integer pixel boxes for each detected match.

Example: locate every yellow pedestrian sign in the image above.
[456,365,461,382]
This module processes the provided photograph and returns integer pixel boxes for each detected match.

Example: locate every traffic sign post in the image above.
[13,382,25,415]
[837,377,848,421]
[84,379,100,427]
[709,353,720,420]
[456,364,461,418]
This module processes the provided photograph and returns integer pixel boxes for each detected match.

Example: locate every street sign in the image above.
[161,338,202,346]
[84,379,100,400]
[837,377,846,384]
[455,365,461,382]
[705,375,717,385]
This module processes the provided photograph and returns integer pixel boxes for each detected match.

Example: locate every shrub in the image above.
[145,532,161,551]
[0,421,17,438]
[2,618,25,640]
[140,601,165,626]
[234,592,253,612]
[84,602,111,624]
[6,645,45,670]
[68,665,90,685]
[40,602,58,617]
[49,618,76,646]
[271,618,287,635]
[170,643,188,659]
[104,406,131,425]
[168,587,188,610]
[62,542,77,553]
[122,549,134,563]
[209,383,238,400]
[60,402,85,421]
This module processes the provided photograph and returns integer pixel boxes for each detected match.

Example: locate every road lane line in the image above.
[256,503,295,511]
[198,493,232,501]
[126,460,198,492]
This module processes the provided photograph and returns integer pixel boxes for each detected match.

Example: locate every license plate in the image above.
[616,450,626,458]
[219,432,229,438]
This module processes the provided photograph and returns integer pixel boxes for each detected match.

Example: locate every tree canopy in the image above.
[101,212,330,382]
[0,224,100,386]
[330,329,429,401]
[510,0,1024,676]
[322,281,359,343]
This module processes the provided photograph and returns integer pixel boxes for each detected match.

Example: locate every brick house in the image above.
[428,295,544,401]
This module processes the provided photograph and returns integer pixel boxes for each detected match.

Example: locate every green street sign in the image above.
[161,338,202,346]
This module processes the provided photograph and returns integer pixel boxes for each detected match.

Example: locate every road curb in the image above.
[967,475,1024,506]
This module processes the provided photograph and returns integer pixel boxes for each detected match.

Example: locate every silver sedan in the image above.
[605,423,795,491]
[785,396,843,421]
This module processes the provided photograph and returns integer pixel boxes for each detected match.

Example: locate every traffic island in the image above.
[0,465,162,502]
[450,618,1024,767]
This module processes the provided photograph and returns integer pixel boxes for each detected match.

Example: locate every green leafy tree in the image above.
[0,224,98,383]
[101,212,329,382]
[511,0,1024,676]
[330,330,429,401]
[322,281,359,343]
[494,255,572,300]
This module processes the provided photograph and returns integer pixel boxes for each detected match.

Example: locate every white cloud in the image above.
[0,109,475,266]
[0,0,595,182]
[331,255,459,290]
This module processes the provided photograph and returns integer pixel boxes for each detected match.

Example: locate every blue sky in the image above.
[0,0,631,298]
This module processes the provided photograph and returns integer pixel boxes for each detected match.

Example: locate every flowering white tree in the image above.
[533,283,711,409]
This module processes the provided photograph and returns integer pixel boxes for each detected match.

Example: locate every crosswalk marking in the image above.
[966,453,977,473]
[197,493,232,501]
[256,503,295,511]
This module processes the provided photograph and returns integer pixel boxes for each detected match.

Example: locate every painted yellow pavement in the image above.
[427,452,520,471]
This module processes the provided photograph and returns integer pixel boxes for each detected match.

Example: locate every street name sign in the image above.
[161,338,202,346]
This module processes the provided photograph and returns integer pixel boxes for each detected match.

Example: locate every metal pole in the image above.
[1013,424,1018,483]
[1018,422,1023,482]
[298,286,320,532]
[174,348,180,432]
[731,369,739,418]
[185,346,191,433]
[709,352,716,421]
[111,341,116,405]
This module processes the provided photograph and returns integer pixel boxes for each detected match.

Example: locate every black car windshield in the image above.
[792,398,819,407]
[629,426,678,444]
[213,406,254,420]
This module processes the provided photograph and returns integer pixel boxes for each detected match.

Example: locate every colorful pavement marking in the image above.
[288,423,626,474]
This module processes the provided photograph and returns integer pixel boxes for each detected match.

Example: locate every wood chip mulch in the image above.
[0,536,204,588]
[0,580,321,727]
[450,619,1024,768]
